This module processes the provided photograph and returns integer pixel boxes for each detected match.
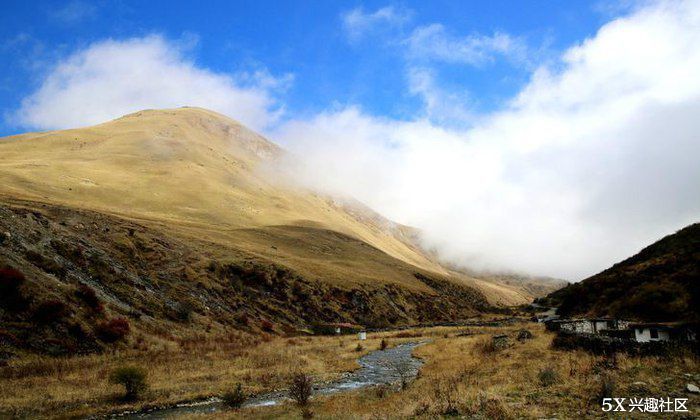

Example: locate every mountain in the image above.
[544,223,700,322]
[0,107,560,355]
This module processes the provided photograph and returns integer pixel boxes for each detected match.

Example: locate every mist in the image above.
[273,0,700,280]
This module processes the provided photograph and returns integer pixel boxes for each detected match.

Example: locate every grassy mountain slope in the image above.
[0,107,441,275]
[545,223,700,321]
[0,107,562,355]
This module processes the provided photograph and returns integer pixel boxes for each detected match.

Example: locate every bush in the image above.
[538,367,558,387]
[0,267,29,311]
[380,339,388,351]
[110,366,147,400]
[96,318,130,342]
[75,284,103,312]
[355,343,363,352]
[260,319,274,332]
[173,301,194,322]
[289,372,313,406]
[32,300,68,324]
[0,267,25,294]
[597,374,616,403]
[222,383,246,408]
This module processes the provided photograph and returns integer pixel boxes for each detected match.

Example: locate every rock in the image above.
[630,381,649,393]
[492,334,510,350]
[517,329,533,341]
[687,383,700,394]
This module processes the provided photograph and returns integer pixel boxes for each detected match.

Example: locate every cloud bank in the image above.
[275,0,700,279]
[13,35,284,131]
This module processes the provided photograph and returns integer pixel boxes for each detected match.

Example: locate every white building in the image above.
[358,331,367,340]
[630,323,673,343]
[548,318,629,334]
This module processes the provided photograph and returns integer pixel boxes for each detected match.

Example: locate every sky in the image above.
[1,0,699,280]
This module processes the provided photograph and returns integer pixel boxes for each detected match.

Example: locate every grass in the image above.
[0,330,409,418]
[1,323,698,419]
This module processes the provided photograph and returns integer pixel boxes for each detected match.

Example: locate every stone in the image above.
[517,329,533,341]
[492,334,509,350]
[687,383,700,394]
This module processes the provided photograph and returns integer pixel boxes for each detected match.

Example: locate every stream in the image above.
[109,341,426,419]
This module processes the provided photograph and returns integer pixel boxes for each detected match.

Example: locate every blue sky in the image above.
[2,0,612,136]
[2,0,699,279]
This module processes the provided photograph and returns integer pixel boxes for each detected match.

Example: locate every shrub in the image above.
[96,318,130,342]
[32,300,68,324]
[174,301,194,322]
[222,383,246,408]
[110,366,147,400]
[0,267,29,311]
[75,284,103,312]
[260,319,274,332]
[355,343,363,352]
[597,374,616,403]
[538,367,558,387]
[289,372,313,406]
[0,267,25,294]
[380,338,388,351]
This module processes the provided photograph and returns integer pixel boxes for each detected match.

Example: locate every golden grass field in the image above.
[1,322,697,419]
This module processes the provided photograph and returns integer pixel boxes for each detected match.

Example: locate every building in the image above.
[546,318,630,334]
[547,318,698,345]
[629,322,698,343]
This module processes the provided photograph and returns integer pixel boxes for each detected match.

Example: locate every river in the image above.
[107,341,426,419]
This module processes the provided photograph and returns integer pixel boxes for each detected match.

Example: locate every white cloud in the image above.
[275,0,700,280]
[342,6,411,41]
[406,23,529,66]
[13,35,284,131]
[406,67,474,124]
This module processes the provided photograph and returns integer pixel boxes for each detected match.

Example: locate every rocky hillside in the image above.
[0,200,488,356]
[544,223,700,322]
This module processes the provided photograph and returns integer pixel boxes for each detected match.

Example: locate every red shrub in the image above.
[32,299,68,324]
[260,319,274,332]
[96,318,130,343]
[0,267,25,294]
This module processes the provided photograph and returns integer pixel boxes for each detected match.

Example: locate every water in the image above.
[107,341,426,419]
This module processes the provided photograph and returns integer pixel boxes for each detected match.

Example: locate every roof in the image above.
[628,322,684,329]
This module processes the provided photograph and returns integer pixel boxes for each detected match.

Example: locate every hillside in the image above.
[0,107,559,355]
[544,223,700,322]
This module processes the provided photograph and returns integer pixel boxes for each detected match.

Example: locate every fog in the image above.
[273,1,700,280]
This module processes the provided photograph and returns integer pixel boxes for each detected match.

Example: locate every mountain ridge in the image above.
[544,223,700,322]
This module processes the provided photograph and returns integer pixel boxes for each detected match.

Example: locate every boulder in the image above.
[492,334,510,350]
[687,383,700,394]
[517,329,534,341]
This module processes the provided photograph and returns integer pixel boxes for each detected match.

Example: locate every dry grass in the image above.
[230,324,700,419]
[0,330,414,418]
[2,323,697,419]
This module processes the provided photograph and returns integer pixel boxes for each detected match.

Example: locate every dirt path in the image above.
[107,341,427,418]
